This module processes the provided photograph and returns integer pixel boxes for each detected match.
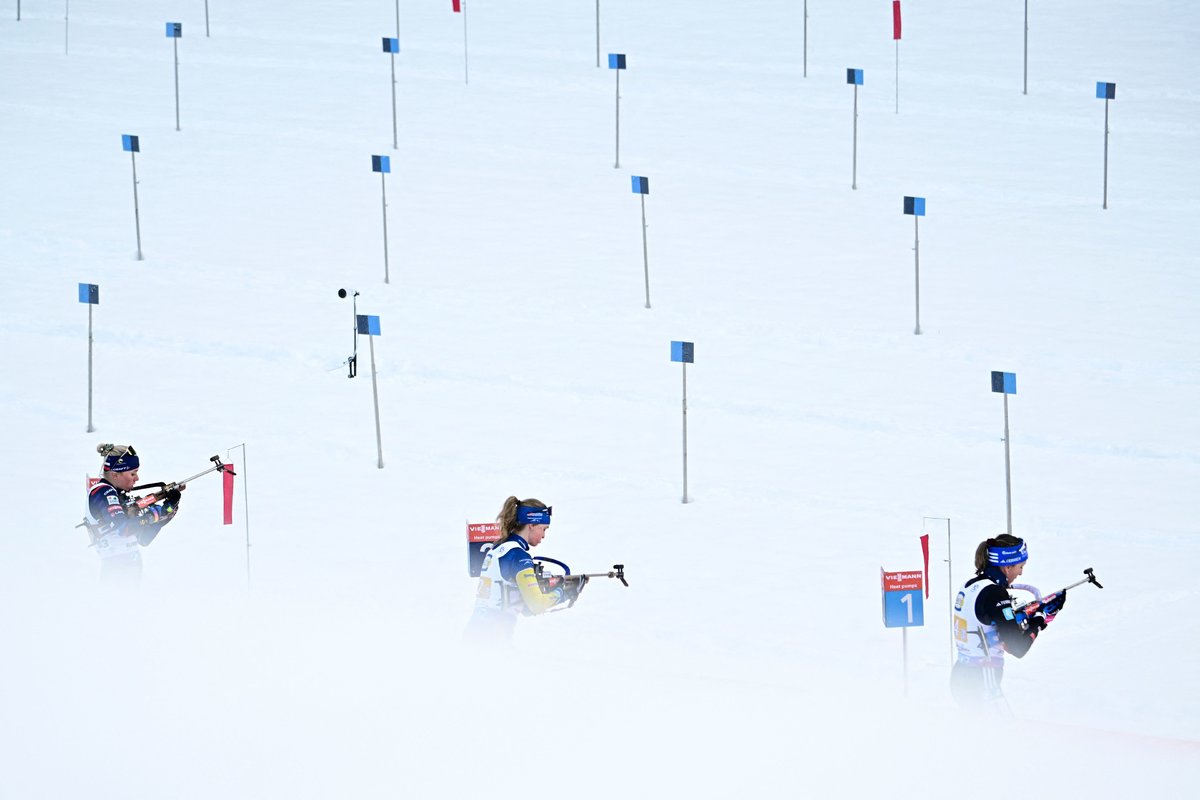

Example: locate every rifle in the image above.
[1014,567,1103,628]
[129,455,233,510]
[533,557,629,608]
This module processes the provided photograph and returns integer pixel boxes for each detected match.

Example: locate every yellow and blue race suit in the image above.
[465,535,565,642]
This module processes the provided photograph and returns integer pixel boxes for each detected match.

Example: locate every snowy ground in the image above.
[2,2,1198,796]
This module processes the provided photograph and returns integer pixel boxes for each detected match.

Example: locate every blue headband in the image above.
[104,453,140,472]
[987,540,1028,566]
[517,505,552,526]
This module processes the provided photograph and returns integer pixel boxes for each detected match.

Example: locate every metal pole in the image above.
[131,152,143,261]
[1102,98,1110,210]
[895,40,899,114]
[380,173,390,284]
[902,627,909,696]
[351,292,358,377]
[227,444,252,588]
[64,0,69,55]
[87,303,95,432]
[614,69,621,168]
[173,37,180,131]
[851,84,858,190]
[462,1,469,85]
[640,194,650,309]
[595,0,600,68]
[395,0,400,38]
[681,361,688,503]
[913,215,921,335]
[17,1,21,22]
[369,335,384,469]
[390,52,398,150]
[1003,393,1012,534]
[803,1,807,78]
[1023,0,1028,95]
[205,0,210,37]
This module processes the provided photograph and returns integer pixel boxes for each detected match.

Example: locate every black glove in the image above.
[562,576,589,604]
[164,489,182,506]
[1042,590,1066,617]
[1026,614,1047,635]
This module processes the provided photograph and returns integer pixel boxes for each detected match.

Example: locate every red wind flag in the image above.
[893,1,902,40]
[920,533,930,598]
[222,464,236,525]
[452,0,462,12]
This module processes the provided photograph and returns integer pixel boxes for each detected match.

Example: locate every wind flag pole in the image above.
[671,341,694,503]
[1023,0,1029,95]
[1096,82,1116,209]
[847,68,863,189]
[803,1,807,78]
[227,443,251,587]
[166,23,182,131]
[371,155,392,284]
[78,283,99,432]
[631,176,651,308]
[893,1,902,113]
[452,0,467,85]
[382,37,400,150]
[903,196,925,334]
[122,135,144,260]
[924,516,953,664]
[991,371,1017,533]
[357,315,385,468]
[205,1,210,37]
[17,1,21,22]
[64,0,69,54]
[595,1,601,68]
[609,54,626,168]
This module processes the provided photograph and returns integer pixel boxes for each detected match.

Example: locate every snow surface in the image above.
[2,1,1198,797]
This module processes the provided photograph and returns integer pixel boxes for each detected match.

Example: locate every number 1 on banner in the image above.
[900,592,913,624]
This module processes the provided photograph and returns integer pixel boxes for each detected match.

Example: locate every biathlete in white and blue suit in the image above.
[464,497,579,645]
[951,534,1066,713]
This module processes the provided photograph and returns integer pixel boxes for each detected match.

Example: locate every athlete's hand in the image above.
[1042,590,1066,618]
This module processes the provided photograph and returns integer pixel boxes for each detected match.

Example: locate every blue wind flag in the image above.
[847,68,863,85]
[991,371,1016,395]
[609,53,627,70]
[357,315,381,336]
[1095,82,1116,100]
[903,196,925,216]
[671,341,694,364]
[166,22,182,38]
[372,155,391,174]
[631,176,649,195]
[78,283,99,305]
[122,135,140,153]
[382,37,400,54]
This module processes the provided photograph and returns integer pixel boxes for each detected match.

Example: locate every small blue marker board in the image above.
[371,155,391,174]
[882,570,924,628]
[122,135,140,153]
[903,196,925,216]
[382,37,400,54]
[357,315,381,336]
[631,176,649,195]
[608,53,626,70]
[670,341,694,364]
[1096,82,1116,100]
[166,22,182,38]
[991,371,1016,395]
[847,68,863,85]
[78,283,99,304]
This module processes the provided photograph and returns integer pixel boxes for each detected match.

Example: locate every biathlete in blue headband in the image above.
[950,534,1066,713]
[84,444,185,583]
[464,496,579,645]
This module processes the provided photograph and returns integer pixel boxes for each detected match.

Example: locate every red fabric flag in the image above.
[893,1,902,40]
[452,0,461,12]
[920,533,930,598]
[223,465,236,525]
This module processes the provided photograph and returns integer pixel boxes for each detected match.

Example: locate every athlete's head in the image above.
[497,496,551,546]
[99,444,140,491]
[974,534,1028,581]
